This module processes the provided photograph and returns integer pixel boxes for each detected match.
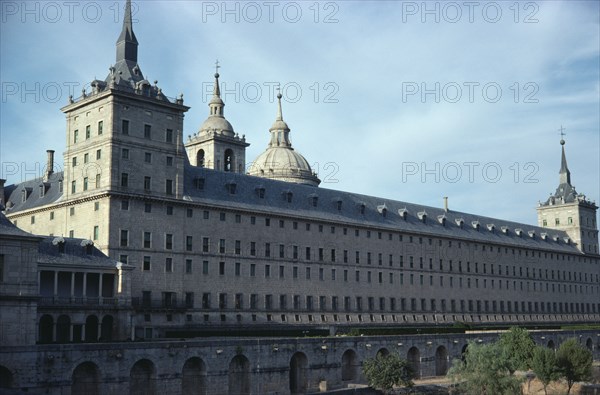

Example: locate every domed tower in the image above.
[248,93,320,186]
[537,135,599,254]
[185,67,249,173]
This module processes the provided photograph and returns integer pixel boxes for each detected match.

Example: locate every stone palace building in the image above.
[0,1,598,393]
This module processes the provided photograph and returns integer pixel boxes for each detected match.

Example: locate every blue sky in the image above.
[1,1,598,225]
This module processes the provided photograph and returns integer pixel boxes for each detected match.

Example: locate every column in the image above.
[83,272,87,298]
[99,273,103,302]
[70,272,75,298]
[53,271,58,297]
[52,321,57,342]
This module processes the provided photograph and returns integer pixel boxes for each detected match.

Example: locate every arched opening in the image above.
[100,315,113,342]
[197,149,205,168]
[228,354,250,395]
[289,352,308,394]
[586,338,593,351]
[72,361,100,395]
[224,149,234,172]
[130,359,156,395]
[39,314,54,343]
[435,346,448,376]
[376,348,390,358]
[461,344,469,362]
[0,366,14,389]
[85,315,99,342]
[341,349,358,382]
[407,347,421,379]
[56,315,71,343]
[182,357,207,395]
[547,340,555,350]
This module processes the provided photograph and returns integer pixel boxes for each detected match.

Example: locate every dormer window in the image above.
[256,187,265,199]
[528,230,536,239]
[226,181,237,195]
[287,192,293,203]
[377,204,387,217]
[501,226,509,234]
[333,198,342,211]
[437,215,446,226]
[309,195,318,207]
[486,224,495,232]
[553,235,560,242]
[515,228,523,237]
[541,232,548,240]
[563,237,570,245]
[398,208,408,220]
[471,221,480,230]
[39,184,45,198]
[193,177,205,190]
[417,211,427,223]
[359,203,366,215]
[81,239,94,255]
[52,236,65,253]
[21,190,26,203]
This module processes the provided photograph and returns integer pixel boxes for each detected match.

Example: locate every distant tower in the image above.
[248,92,320,186]
[537,135,599,254]
[185,64,249,173]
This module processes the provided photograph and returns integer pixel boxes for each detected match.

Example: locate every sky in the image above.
[1,0,599,226]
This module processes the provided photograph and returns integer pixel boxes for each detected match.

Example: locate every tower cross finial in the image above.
[558,125,567,146]
[215,59,220,74]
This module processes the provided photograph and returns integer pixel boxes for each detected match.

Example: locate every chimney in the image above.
[443,196,448,212]
[44,150,55,181]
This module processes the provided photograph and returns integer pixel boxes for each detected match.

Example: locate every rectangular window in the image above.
[96,149,101,160]
[83,177,88,191]
[219,239,226,254]
[219,262,225,275]
[84,153,89,163]
[122,148,129,159]
[144,176,151,190]
[202,237,209,252]
[73,129,79,143]
[202,261,209,275]
[143,256,151,271]
[186,259,192,274]
[235,262,241,276]
[120,229,128,246]
[92,226,99,240]
[143,232,152,248]
[166,129,173,143]
[186,236,193,252]
[122,119,129,135]
[71,180,76,193]
[144,124,152,139]
[95,174,100,188]
[250,264,256,277]
[121,173,128,187]
[166,179,173,195]
[145,152,152,163]
[97,120,103,135]
[165,258,173,273]
[166,156,173,166]
[165,234,173,250]
[86,125,91,139]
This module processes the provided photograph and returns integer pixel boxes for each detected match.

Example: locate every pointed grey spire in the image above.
[559,138,571,185]
[116,0,138,63]
[269,91,291,147]
[276,91,283,121]
[209,63,224,117]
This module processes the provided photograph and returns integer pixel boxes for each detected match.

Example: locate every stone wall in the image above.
[1,329,598,394]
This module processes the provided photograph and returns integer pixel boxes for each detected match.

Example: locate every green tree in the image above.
[362,353,414,394]
[531,346,560,395]
[449,341,523,395]
[498,327,536,374]
[556,338,593,395]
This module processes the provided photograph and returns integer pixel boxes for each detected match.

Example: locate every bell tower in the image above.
[185,64,249,173]
[537,134,598,254]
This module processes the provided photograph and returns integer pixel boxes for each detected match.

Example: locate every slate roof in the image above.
[3,163,582,255]
[183,165,581,254]
[0,212,39,238]
[37,236,118,268]
[3,172,64,213]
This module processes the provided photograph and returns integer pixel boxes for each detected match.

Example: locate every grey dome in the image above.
[249,146,320,186]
